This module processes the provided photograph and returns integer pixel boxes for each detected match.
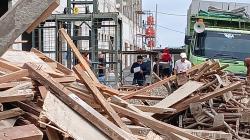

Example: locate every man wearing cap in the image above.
[174,53,192,75]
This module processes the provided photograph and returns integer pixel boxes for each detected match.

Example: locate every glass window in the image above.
[194,31,250,61]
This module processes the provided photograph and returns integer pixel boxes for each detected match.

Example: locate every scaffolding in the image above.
[32,0,123,87]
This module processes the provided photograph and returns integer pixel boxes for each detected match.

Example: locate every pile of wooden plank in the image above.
[0,28,249,140]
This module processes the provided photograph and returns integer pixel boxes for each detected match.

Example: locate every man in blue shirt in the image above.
[130,55,147,86]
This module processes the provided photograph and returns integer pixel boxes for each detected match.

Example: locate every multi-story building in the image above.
[1,0,142,68]
[0,0,143,85]
[71,0,143,68]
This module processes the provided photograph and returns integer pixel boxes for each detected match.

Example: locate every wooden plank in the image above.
[204,109,240,139]
[0,118,17,130]
[240,112,250,123]
[31,48,72,75]
[59,28,98,82]
[213,114,225,127]
[111,96,203,138]
[67,87,102,109]
[13,101,41,116]
[0,59,21,72]
[0,82,34,103]
[154,81,204,108]
[0,0,59,56]
[54,76,76,83]
[24,63,136,140]
[67,82,163,100]
[127,95,164,100]
[134,105,176,114]
[42,92,109,140]
[46,127,60,140]
[0,82,24,90]
[121,75,177,100]
[38,86,49,99]
[194,62,217,81]
[0,108,24,120]
[95,83,120,96]
[176,72,188,86]
[73,65,132,133]
[171,95,201,113]
[75,76,121,96]
[183,129,232,140]
[111,96,144,114]
[145,131,163,140]
[127,125,152,137]
[0,124,43,140]
[0,69,29,84]
[111,104,204,140]
[200,81,242,102]
[2,50,62,76]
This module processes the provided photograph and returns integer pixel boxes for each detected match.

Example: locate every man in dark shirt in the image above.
[131,55,147,86]
[98,55,106,85]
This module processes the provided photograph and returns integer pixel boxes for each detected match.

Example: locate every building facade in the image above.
[0,0,143,70]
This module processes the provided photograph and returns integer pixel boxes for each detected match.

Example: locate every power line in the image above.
[145,10,187,17]
[157,11,186,16]
[158,25,185,34]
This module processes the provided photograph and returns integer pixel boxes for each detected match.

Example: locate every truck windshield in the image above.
[194,30,250,61]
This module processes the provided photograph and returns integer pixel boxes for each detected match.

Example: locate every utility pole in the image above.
[155,4,158,48]
[66,0,72,68]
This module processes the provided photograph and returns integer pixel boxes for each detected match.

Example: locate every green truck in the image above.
[185,0,250,75]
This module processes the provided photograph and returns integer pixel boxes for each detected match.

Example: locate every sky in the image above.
[142,0,250,48]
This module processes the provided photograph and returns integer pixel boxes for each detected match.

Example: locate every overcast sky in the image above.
[142,0,250,48]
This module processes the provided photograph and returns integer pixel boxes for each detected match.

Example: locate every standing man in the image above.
[174,52,192,75]
[160,48,172,78]
[98,53,106,84]
[131,55,147,86]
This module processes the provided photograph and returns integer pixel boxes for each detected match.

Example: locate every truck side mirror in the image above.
[184,35,192,45]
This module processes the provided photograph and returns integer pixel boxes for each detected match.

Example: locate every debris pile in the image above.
[0,29,248,140]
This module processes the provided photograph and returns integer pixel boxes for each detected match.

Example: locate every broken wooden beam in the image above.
[0,59,21,72]
[0,82,34,103]
[0,124,43,140]
[145,131,163,140]
[111,104,204,140]
[0,108,24,120]
[183,129,232,140]
[153,81,204,109]
[0,69,29,84]
[73,64,132,133]
[31,48,72,75]
[59,28,99,82]
[134,105,176,114]
[200,81,242,102]
[24,62,136,140]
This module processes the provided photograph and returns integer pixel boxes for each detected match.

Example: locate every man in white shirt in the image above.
[174,53,192,75]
